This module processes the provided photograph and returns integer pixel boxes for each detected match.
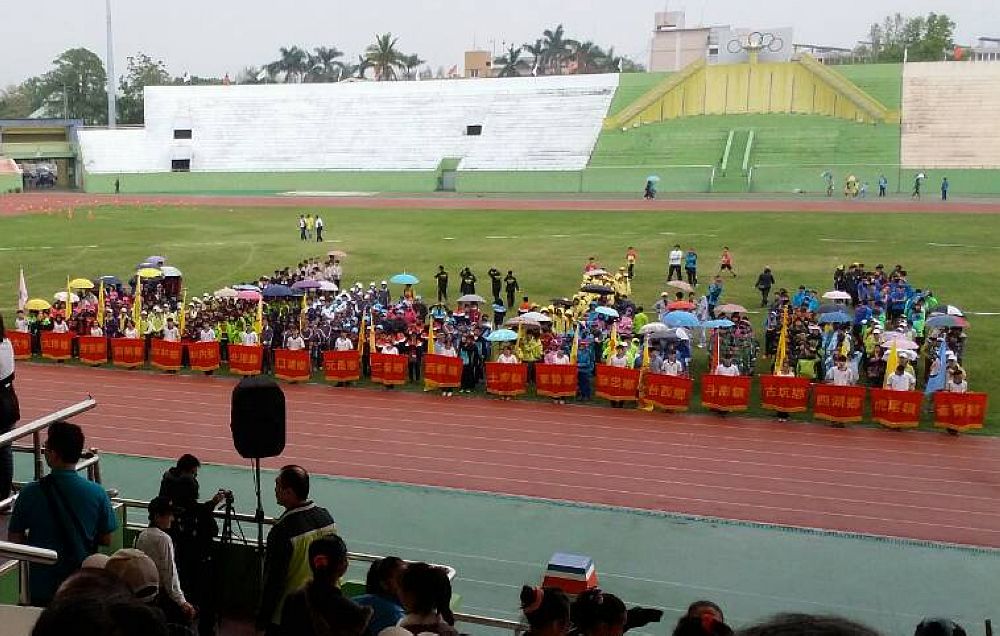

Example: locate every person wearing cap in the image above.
[8,420,118,605]
[136,496,197,622]
[257,465,337,634]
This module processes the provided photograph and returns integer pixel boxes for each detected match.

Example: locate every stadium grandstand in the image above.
[0,57,984,196]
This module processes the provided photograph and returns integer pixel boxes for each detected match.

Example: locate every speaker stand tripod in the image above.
[252,457,265,571]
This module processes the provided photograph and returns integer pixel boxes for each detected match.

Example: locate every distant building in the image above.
[970,38,1000,62]
[464,50,493,78]
[649,11,797,71]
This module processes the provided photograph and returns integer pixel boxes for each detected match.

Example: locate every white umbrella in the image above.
[160,266,183,278]
[521,311,552,322]
[54,291,80,303]
[674,328,690,340]
[318,281,338,292]
[214,287,238,299]
[639,322,670,335]
[883,349,918,361]
[666,281,693,293]
[822,291,851,300]
[506,316,540,327]
[457,294,486,303]
[585,269,610,277]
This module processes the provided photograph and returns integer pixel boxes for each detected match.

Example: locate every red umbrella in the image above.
[667,300,696,310]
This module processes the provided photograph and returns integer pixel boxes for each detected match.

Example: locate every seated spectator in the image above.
[570,588,627,636]
[280,535,373,636]
[519,585,570,636]
[673,600,732,636]
[102,548,162,604]
[736,613,882,636]
[8,420,118,606]
[32,594,169,636]
[135,496,198,624]
[353,557,407,636]
[914,618,967,636]
[380,562,457,636]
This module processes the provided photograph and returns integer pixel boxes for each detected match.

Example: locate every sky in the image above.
[1,0,997,87]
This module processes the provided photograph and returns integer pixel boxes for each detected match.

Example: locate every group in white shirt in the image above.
[884,365,916,391]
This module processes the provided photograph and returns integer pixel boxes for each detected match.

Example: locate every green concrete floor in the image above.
[94,453,999,635]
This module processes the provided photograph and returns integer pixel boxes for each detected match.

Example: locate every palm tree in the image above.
[306,46,344,82]
[571,41,605,74]
[542,25,575,74]
[399,54,425,80]
[365,33,403,81]
[496,45,525,78]
[266,46,310,83]
[521,39,545,76]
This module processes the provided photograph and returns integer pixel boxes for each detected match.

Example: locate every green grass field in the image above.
[1,204,996,428]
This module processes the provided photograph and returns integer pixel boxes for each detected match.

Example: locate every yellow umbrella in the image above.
[25,298,51,311]
[69,277,95,289]
[137,267,162,278]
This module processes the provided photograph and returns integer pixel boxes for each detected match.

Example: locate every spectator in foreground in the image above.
[32,584,169,636]
[0,314,20,503]
[354,557,407,636]
[135,496,197,624]
[519,585,570,636]
[380,562,457,636]
[673,601,732,636]
[280,535,373,636]
[914,618,966,636]
[569,588,627,636]
[736,613,882,636]
[257,465,338,635]
[8,420,117,606]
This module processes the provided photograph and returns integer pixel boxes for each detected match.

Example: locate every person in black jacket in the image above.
[755,267,775,308]
[488,268,503,304]
[280,535,372,636]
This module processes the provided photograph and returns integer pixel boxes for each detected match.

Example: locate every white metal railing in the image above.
[0,543,58,606]
[454,612,525,635]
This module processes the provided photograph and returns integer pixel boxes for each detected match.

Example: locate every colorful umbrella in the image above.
[291,280,322,290]
[389,273,419,285]
[666,281,693,293]
[667,300,695,310]
[926,314,968,329]
[25,298,51,311]
[137,267,162,278]
[486,329,519,342]
[237,290,262,301]
[69,278,94,289]
[715,304,748,314]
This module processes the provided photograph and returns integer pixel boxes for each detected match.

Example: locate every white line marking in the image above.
[819,238,877,243]
[442,237,455,240]
[485,236,508,239]
[550,234,571,238]
[927,242,973,248]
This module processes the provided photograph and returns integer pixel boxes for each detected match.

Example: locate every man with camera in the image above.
[159,453,227,635]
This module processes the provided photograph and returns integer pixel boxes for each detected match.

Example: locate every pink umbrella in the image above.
[237,290,262,301]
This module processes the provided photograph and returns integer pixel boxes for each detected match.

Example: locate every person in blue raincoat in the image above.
[577,339,595,400]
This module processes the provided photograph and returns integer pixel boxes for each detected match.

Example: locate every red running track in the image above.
[15,363,1000,548]
[3,192,1000,215]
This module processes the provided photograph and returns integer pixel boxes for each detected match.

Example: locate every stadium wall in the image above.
[0,173,19,193]
[750,165,1000,194]
[454,166,714,193]
[82,170,439,194]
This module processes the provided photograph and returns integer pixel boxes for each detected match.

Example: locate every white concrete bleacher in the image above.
[901,61,1000,168]
[79,74,619,175]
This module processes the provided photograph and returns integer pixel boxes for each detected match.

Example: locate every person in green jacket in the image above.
[632,308,650,334]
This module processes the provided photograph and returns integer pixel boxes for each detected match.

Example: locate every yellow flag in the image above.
[637,338,654,411]
[178,289,187,334]
[774,306,789,372]
[254,298,264,335]
[96,282,105,327]
[609,322,619,352]
[299,293,308,330]
[883,340,898,387]
[132,276,142,334]
[569,325,580,363]
[427,318,435,354]
[65,277,72,319]
[357,314,366,352]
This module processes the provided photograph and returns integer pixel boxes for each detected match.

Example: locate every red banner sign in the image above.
[933,391,988,432]
[485,362,528,397]
[77,336,107,365]
[595,365,641,402]
[7,331,32,359]
[700,374,752,411]
[111,338,145,368]
[150,339,184,372]
[273,349,311,382]
[644,374,693,411]
[188,341,220,372]
[370,353,408,385]
[41,331,73,361]
[812,384,866,424]
[535,363,578,398]
[228,344,263,376]
[759,375,811,413]
[323,350,362,382]
[870,388,923,429]
[423,353,463,388]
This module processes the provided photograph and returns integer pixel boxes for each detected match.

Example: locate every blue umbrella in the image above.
[595,306,619,318]
[390,273,420,285]
[262,284,294,298]
[818,311,852,324]
[663,311,700,327]
[486,329,519,342]
[233,284,260,291]
[702,319,735,329]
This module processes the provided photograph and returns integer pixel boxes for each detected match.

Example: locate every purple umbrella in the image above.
[291,280,322,290]
[146,256,166,265]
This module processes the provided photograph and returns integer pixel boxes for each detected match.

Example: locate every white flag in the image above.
[182,72,192,84]
[17,267,28,310]
[256,68,268,81]
[531,62,539,77]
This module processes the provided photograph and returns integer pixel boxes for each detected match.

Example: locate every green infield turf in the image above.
[0,204,995,428]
